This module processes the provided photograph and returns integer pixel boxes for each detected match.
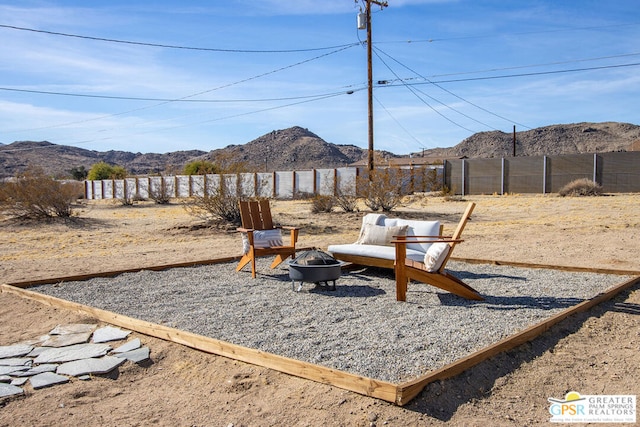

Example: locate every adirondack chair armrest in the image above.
[280,225,300,230]
[237,227,255,233]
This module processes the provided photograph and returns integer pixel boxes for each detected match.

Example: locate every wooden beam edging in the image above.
[3,253,637,406]
[6,256,241,289]
[0,284,398,403]
[450,257,640,276]
[5,248,318,290]
[395,274,640,405]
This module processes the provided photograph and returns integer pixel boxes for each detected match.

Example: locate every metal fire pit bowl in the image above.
[288,249,343,292]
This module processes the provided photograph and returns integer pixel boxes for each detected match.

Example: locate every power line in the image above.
[59,92,353,148]
[374,95,426,148]
[375,22,640,45]
[393,52,640,81]
[3,44,358,135]
[0,24,359,53]
[394,62,640,85]
[0,86,357,103]
[374,46,531,130]
[372,47,479,133]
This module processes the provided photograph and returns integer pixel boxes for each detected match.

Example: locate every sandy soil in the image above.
[1,194,639,426]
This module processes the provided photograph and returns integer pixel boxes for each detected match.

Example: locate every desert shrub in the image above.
[334,188,358,212]
[424,168,442,192]
[311,195,335,213]
[184,175,243,224]
[333,177,358,212]
[87,162,127,180]
[0,168,79,219]
[148,177,172,204]
[439,185,465,202]
[183,160,219,176]
[118,196,135,206]
[357,169,407,212]
[558,178,603,197]
[68,166,88,181]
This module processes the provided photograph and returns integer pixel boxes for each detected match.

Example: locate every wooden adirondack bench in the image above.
[393,202,483,302]
[236,200,300,278]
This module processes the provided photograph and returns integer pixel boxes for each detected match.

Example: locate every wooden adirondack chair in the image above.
[236,200,300,278]
[393,202,483,302]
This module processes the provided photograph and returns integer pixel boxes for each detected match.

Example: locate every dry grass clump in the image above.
[310,195,335,213]
[558,178,603,197]
[0,168,83,220]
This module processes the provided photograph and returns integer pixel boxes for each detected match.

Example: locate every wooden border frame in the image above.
[2,257,638,406]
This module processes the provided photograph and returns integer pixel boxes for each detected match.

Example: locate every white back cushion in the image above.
[388,219,441,253]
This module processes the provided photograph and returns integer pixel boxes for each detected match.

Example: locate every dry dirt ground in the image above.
[1,194,639,426]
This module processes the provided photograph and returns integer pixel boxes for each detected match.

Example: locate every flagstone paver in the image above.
[14,364,58,377]
[57,356,126,377]
[0,383,24,398]
[115,347,150,363]
[113,338,141,353]
[0,344,33,359]
[0,358,32,367]
[10,377,29,386]
[34,343,111,364]
[1,323,151,400]
[42,331,93,348]
[50,324,97,335]
[30,372,69,389]
[92,326,131,343]
[0,366,29,376]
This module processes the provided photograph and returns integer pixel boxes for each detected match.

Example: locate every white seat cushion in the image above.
[327,243,425,262]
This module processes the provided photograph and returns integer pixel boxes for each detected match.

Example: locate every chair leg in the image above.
[394,240,410,301]
[427,272,484,301]
[269,250,294,269]
[270,254,285,269]
[236,254,251,272]
[396,277,409,302]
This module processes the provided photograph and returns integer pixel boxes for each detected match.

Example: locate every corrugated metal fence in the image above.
[444,152,640,195]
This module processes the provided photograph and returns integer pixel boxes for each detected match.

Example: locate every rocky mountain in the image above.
[418,122,640,158]
[200,126,377,172]
[1,122,638,179]
[0,141,207,179]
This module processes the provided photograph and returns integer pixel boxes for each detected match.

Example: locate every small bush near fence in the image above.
[311,195,335,213]
[558,178,603,197]
[183,178,243,224]
[0,168,82,220]
[148,178,172,205]
[357,169,407,212]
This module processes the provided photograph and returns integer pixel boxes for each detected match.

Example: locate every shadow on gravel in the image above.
[404,283,639,422]
[438,293,586,311]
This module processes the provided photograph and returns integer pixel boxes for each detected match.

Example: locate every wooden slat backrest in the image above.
[239,201,252,229]
[239,200,274,230]
[439,202,475,272]
[258,199,274,229]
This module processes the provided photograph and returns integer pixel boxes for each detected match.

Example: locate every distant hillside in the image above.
[419,122,640,158]
[1,122,638,179]
[0,141,206,179]
[201,126,375,172]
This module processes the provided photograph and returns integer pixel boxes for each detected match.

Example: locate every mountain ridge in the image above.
[1,122,638,179]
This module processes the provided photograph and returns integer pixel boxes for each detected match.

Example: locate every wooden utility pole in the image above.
[364,0,388,174]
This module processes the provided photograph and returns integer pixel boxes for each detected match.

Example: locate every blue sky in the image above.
[1,1,638,155]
